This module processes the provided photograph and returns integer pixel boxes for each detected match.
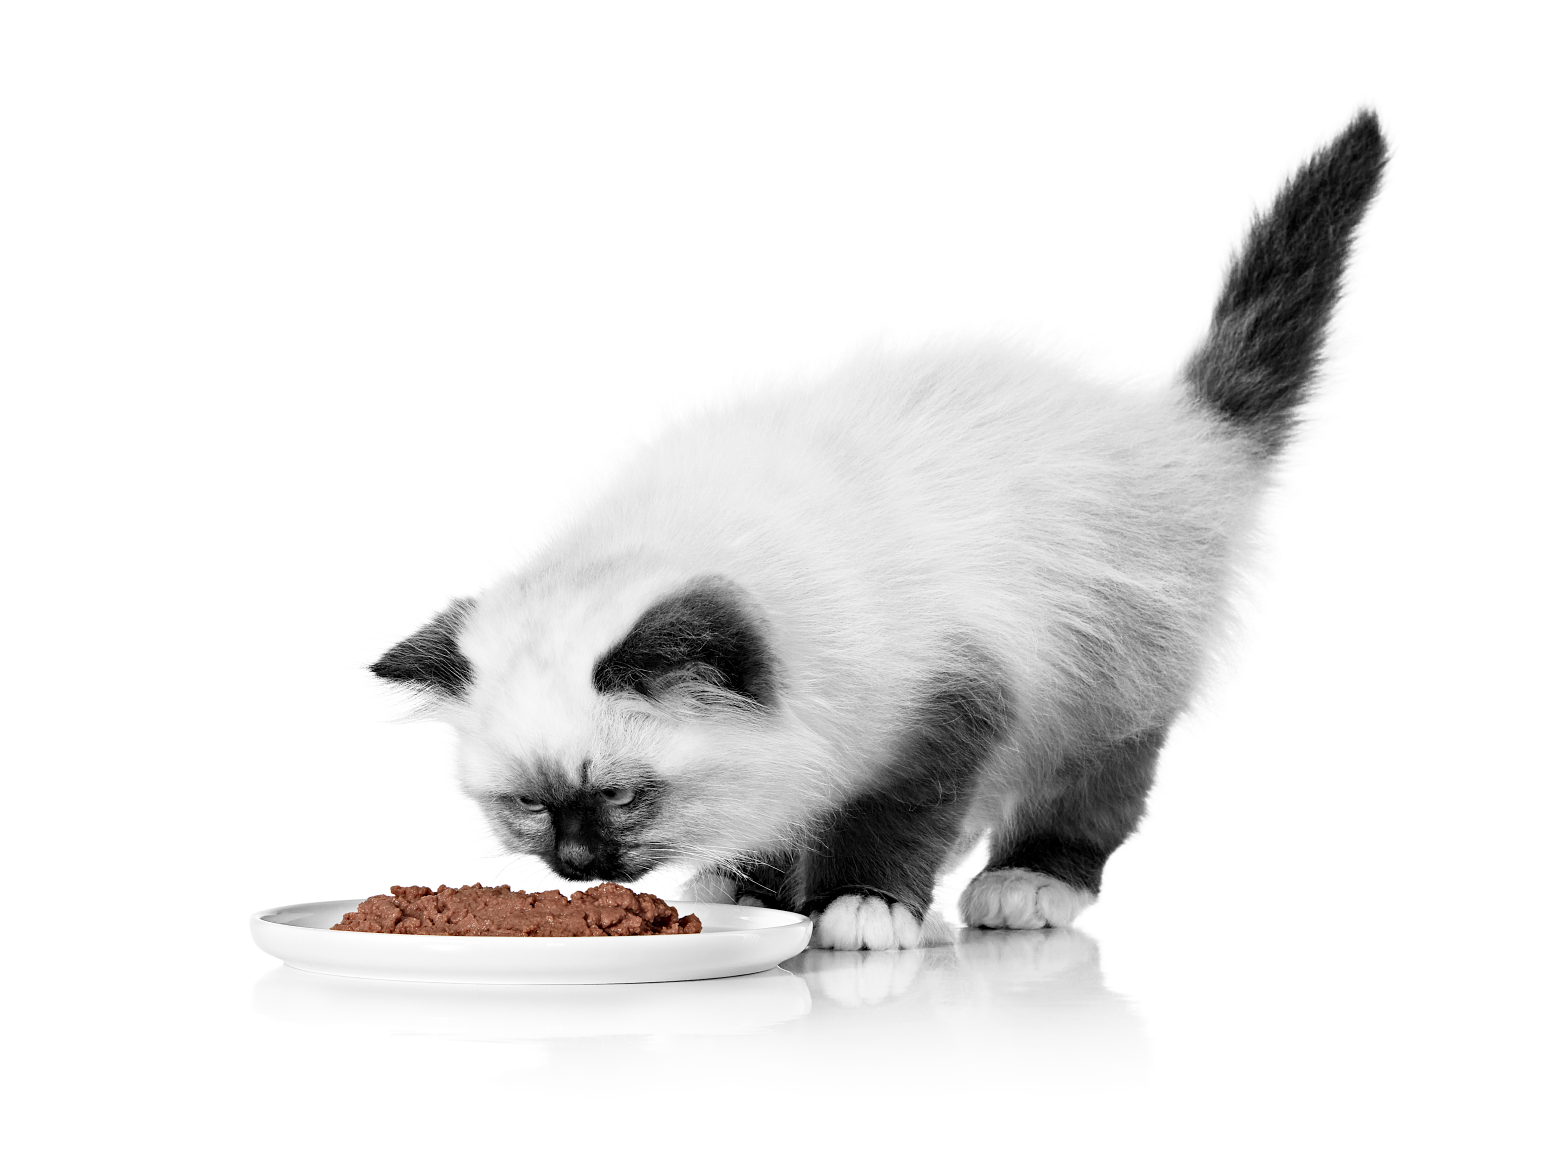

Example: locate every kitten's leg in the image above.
[730,852,798,909]
[960,726,1167,930]
[804,661,1012,951]
[682,851,797,908]
[679,869,739,904]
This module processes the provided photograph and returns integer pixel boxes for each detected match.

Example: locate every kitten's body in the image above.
[468,350,1255,850]
[374,114,1387,949]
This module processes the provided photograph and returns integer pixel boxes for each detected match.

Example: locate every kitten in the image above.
[372,113,1387,950]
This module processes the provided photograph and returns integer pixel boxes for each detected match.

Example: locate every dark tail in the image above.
[1184,110,1387,455]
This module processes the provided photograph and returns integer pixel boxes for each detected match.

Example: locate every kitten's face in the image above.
[467,745,675,883]
[374,573,786,882]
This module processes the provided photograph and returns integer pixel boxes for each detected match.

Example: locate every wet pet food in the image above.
[332,882,702,937]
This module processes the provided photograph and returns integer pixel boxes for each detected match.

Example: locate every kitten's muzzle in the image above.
[548,804,640,882]
[553,837,597,874]
[550,844,646,883]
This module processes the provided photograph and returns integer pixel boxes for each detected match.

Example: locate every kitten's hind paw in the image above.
[959,868,1095,929]
[810,893,923,950]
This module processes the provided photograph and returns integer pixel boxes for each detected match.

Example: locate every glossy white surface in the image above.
[5,5,1562,1174]
[251,899,811,983]
[254,959,815,1037]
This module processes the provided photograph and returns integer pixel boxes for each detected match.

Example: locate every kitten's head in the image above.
[372,570,833,882]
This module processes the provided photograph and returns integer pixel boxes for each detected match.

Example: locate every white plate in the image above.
[251,899,813,985]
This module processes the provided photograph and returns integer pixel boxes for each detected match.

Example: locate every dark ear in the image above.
[592,579,775,706]
[370,597,476,697]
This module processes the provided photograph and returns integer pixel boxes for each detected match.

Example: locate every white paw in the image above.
[810,894,924,950]
[679,870,738,904]
[958,868,1095,929]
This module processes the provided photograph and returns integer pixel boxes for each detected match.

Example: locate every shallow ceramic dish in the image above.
[251,899,812,985]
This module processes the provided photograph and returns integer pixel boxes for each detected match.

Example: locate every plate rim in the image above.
[249,897,814,985]
[251,898,810,943]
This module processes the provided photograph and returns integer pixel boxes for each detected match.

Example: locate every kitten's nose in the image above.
[556,839,594,871]
[551,806,603,877]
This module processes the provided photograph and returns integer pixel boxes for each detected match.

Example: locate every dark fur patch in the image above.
[800,651,1013,919]
[369,597,476,697]
[494,763,670,884]
[549,800,618,880]
[711,850,800,909]
[592,578,775,706]
[990,833,1111,894]
[989,725,1170,892]
[547,785,668,883]
[1185,109,1387,455]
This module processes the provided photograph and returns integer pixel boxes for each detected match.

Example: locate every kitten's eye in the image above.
[600,786,635,807]
[512,796,546,813]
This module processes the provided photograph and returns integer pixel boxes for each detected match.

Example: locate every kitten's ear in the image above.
[593,578,775,706]
[370,597,476,698]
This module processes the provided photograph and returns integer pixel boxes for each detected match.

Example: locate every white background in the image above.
[3,3,1563,1173]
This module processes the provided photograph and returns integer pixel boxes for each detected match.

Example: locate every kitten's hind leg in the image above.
[961,726,1167,930]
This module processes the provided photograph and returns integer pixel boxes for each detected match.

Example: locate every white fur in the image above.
[676,870,770,907]
[443,345,1266,875]
[811,893,926,950]
[958,867,1096,929]
[678,870,739,904]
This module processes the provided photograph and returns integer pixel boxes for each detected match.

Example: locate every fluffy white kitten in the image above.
[373,112,1387,949]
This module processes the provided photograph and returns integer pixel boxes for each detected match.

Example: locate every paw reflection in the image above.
[786,946,931,1006]
[956,925,1098,977]
[786,919,1137,1057]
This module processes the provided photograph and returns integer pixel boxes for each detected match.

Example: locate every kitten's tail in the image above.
[1184,110,1388,455]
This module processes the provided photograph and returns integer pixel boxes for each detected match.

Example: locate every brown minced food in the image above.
[331,882,702,938]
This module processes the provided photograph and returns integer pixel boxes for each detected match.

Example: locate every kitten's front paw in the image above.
[810,893,923,950]
[959,868,1095,929]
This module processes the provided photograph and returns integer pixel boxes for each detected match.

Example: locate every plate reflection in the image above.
[254,963,811,1041]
